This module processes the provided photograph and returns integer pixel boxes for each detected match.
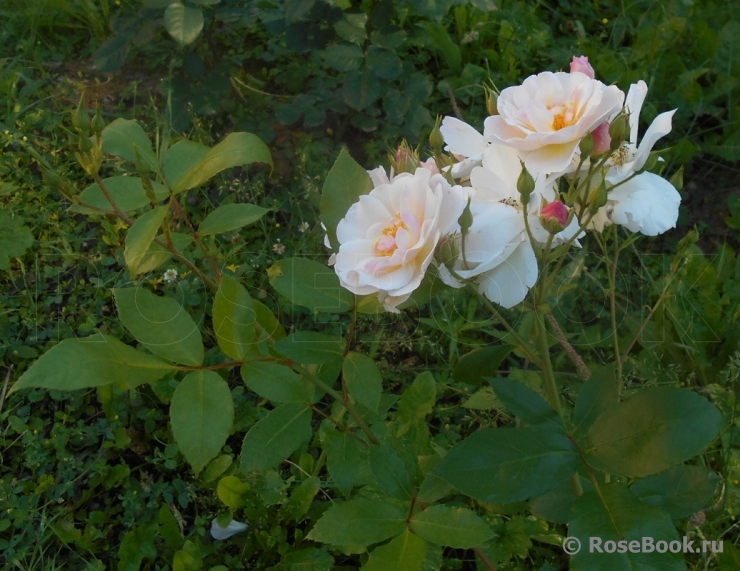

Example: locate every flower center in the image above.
[375,217,408,256]
[550,102,577,131]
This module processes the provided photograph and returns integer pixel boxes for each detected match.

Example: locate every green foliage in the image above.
[170,370,234,475]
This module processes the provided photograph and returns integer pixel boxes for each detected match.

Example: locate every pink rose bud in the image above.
[570,56,595,79]
[590,121,612,156]
[395,146,408,164]
[540,200,570,228]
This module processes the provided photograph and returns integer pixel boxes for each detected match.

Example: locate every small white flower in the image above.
[298,222,310,233]
[163,269,178,283]
[210,518,249,540]
[272,239,285,255]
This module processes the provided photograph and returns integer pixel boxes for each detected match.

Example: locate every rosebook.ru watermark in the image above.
[562,536,724,555]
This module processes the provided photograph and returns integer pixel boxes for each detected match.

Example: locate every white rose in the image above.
[332,167,466,312]
[586,81,680,236]
[485,71,624,175]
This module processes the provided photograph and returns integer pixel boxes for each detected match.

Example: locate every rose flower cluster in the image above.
[330,57,681,312]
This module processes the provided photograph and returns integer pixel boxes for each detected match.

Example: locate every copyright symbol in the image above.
[563,537,581,555]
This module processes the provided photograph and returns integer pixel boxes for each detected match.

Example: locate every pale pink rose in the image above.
[570,56,595,79]
[590,121,612,156]
[333,167,466,312]
[484,71,624,175]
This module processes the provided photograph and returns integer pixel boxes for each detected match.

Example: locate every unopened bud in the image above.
[91,102,106,136]
[483,83,499,116]
[78,135,94,154]
[429,116,445,151]
[570,55,595,79]
[678,226,699,251]
[589,178,608,214]
[435,236,459,268]
[72,97,91,135]
[540,200,570,234]
[390,141,418,174]
[590,122,612,156]
[669,166,683,191]
[516,161,535,204]
[578,133,594,157]
[608,113,630,150]
[458,196,473,237]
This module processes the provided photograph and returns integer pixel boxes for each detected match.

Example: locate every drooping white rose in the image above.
[587,80,681,236]
[332,167,466,312]
[437,143,582,308]
[485,71,624,175]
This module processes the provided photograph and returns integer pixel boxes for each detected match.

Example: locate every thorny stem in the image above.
[546,314,590,380]
[91,174,219,292]
[608,224,623,392]
[170,197,222,282]
[289,364,380,446]
[473,547,497,571]
[468,285,542,368]
[0,366,13,415]
[309,404,369,447]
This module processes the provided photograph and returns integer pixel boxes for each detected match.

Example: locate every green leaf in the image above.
[123,206,167,276]
[410,505,493,548]
[343,352,382,412]
[434,428,580,504]
[164,2,204,45]
[72,176,169,214]
[397,371,436,435]
[113,287,204,366]
[198,204,270,236]
[417,472,453,503]
[571,363,618,442]
[585,387,724,477]
[630,465,721,520]
[269,548,334,571]
[285,478,321,523]
[488,377,562,431]
[323,44,364,72]
[240,403,312,472]
[0,209,33,271]
[213,274,256,360]
[719,543,740,571]
[172,132,272,194]
[158,504,183,550]
[241,362,313,404]
[452,345,514,385]
[366,46,402,79]
[568,483,685,571]
[268,257,354,313]
[285,0,315,22]
[370,445,413,500]
[370,27,406,50]
[162,140,209,189]
[362,530,427,571]
[529,477,579,524]
[118,523,157,571]
[306,499,406,546]
[320,148,373,251]
[335,17,366,45]
[342,69,381,111]
[461,386,502,410]
[217,475,251,509]
[171,370,233,475]
[200,454,233,483]
[133,232,193,276]
[101,118,158,172]
[274,332,344,365]
[325,431,365,497]
[10,334,175,393]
